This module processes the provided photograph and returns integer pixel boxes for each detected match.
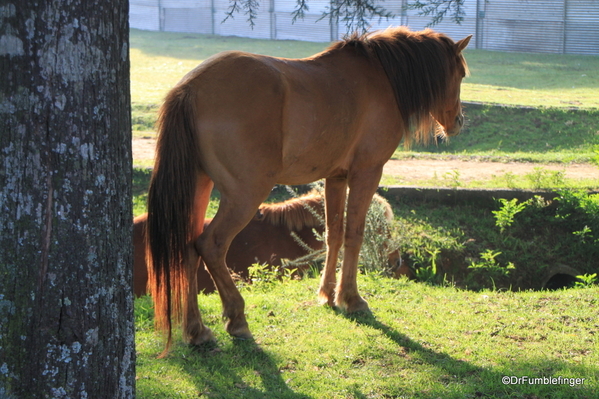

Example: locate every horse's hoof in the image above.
[317,289,335,308]
[338,295,370,314]
[230,328,253,340]
[189,326,216,346]
[225,319,253,340]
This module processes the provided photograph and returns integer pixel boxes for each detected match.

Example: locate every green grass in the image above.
[133,168,151,217]
[394,105,599,163]
[462,50,599,108]
[130,29,599,109]
[130,29,327,107]
[135,276,599,398]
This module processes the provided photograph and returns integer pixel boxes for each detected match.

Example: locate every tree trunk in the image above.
[0,1,134,397]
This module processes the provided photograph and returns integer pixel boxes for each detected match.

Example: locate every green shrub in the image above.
[466,249,516,290]
[492,198,529,233]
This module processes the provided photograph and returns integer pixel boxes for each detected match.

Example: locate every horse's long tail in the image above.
[146,83,204,353]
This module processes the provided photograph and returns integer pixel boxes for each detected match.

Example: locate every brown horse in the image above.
[134,191,323,297]
[134,190,405,297]
[146,27,471,350]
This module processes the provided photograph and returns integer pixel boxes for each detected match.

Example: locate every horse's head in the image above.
[433,35,472,137]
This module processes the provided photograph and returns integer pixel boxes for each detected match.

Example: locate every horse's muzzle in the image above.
[447,113,464,137]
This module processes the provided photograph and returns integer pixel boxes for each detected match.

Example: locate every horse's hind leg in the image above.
[195,188,272,339]
[336,168,383,313]
[318,177,347,307]
[183,245,215,345]
[183,173,215,345]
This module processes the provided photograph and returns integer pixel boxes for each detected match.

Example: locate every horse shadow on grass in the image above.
[157,338,313,399]
[342,310,598,399]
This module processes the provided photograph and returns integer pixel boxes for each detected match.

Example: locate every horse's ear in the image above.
[455,35,472,53]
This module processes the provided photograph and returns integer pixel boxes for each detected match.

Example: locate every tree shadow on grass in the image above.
[343,310,598,399]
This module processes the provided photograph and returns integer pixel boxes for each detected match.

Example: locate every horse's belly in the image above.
[276,161,347,186]
[277,127,355,184]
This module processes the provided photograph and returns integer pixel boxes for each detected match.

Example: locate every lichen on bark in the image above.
[0,1,135,397]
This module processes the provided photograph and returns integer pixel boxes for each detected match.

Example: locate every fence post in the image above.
[270,0,276,40]
[401,0,407,26]
[158,0,164,31]
[562,0,568,54]
[475,0,484,50]
[329,0,338,41]
[211,0,216,35]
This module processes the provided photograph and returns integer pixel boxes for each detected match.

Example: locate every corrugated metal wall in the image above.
[129,0,599,55]
[565,0,599,55]
[480,0,566,53]
[131,0,160,31]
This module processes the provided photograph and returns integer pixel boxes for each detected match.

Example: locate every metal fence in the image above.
[130,0,599,55]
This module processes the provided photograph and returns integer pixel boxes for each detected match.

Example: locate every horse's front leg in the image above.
[335,169,383,313]
[182,244,215,345]
[318,177,347,307]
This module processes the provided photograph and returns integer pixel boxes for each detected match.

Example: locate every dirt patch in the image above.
[382,158,598,183]
[133,137,598,183]
[132,136,157,166]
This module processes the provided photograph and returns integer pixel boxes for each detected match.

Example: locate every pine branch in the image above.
[223,0,261,28]
[405,0,466,27]
[325,0,395,33]
[291,0,310,23]
[224,0,464,40]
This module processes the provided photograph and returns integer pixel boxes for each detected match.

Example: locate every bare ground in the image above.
[133,137,598,184]
[382,158,598,183]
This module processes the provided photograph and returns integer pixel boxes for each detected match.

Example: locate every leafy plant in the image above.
[591,144,599,167]
[413,248,440,284]
[359,195,399,274]
[443,169,462,188]
[492,198,529,233]
[247,262,297,290]
[467,249,515,290]
[554,190,599,243]
[572,225,594,243]
[575,273,598,288]
[525,167,566,190]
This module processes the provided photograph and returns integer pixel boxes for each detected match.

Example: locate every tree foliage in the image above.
[406,0,466,27]
[224,0,466,32]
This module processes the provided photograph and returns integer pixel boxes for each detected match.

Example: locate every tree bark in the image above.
[0,1,134,397]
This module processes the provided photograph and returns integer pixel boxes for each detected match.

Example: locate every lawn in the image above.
[462,50,599,108]
[136,276,599,398]
[392,104,599,164]
[133,171,599,397]
[130,29,327,107]
[130,29,599,109]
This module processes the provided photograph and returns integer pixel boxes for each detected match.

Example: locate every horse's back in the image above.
[176,48,401,186]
